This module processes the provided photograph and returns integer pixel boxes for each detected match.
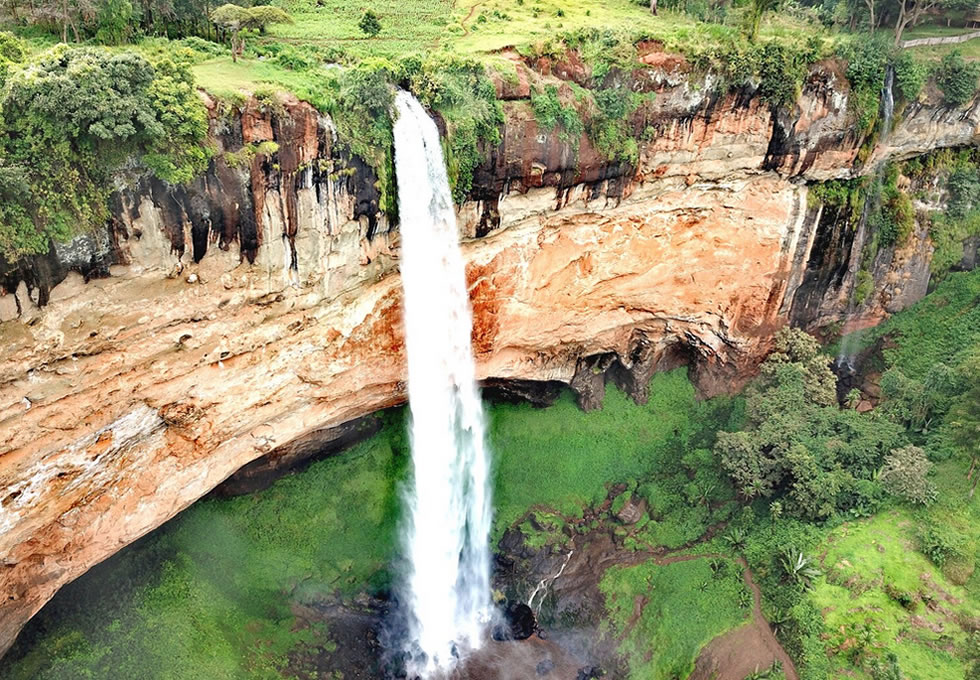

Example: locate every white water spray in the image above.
[393,91,494,677]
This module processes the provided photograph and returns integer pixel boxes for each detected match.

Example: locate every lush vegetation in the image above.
[0,38,209,258]
[717,328,906,520]
[2,0,980,260]
[600,557,752,679]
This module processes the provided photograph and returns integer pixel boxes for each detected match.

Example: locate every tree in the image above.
[94,0,133,44]
[934,50,980,108]
[863,0,876,31]
[879,445,937,505]
[358,9,380,36]
[0,46,209,260]
[210,3,291,61]
[31,0,97,42]
[746,0,782,41]
[649,0,658,16]
[715,328,905,520]
[893,0,942,45]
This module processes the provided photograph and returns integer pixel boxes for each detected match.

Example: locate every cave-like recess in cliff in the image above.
[0,368,747,679]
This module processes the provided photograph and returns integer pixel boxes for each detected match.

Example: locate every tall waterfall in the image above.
[393,91,493,677]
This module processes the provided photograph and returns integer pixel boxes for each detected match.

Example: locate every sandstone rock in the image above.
[1,59,979,656]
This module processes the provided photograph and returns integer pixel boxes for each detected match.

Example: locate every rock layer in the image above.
[1,58,979,655]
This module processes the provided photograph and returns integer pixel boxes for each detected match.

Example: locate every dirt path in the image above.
[685,554,800,680]
[602,537,800,680]
[459,0,487,35]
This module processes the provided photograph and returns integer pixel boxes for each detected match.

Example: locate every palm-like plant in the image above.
[780,547,822,589]
[724,527,747,552]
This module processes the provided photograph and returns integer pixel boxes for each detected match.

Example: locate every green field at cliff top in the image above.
[187,0,825,95]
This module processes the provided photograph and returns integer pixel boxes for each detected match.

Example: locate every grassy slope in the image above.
[186,4,824,97]
[811,508,979,679]
[807,269,980,679]
[601,557,752,680]
[489,368,738,535]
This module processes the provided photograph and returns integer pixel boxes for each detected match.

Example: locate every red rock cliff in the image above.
[0,57,978,656]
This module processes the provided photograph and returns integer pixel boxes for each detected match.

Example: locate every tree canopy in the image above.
[716,328,906,520]
[210,4,291,61]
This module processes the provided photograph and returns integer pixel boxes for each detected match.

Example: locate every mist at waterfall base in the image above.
[388,90,494,678]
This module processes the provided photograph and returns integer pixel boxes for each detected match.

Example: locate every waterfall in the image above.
[393,91,494,677]
[880,64,895,144]
[836,65,897,374]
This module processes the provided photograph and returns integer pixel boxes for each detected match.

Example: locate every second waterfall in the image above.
[392,91,494,677]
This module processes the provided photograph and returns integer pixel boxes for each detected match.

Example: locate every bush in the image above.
[934,50,980,108]
[842,35,890,134]
[716,328,904,520]
[359,10,382,37]
[0,31,25,87]
[878,445,937,505]
[531,85,584,148]
[947,166,980,219]
[918,523,965,567]
[756,38,821,107]
[398,53,503,204]
[324,59,397,213]
[0,46,210,259]
[893,50,925,102]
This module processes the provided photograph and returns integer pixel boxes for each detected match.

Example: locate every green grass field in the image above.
[600,557,752,680]
[811,509,979,679]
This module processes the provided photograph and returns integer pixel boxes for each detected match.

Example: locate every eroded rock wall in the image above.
[1,57,979,655]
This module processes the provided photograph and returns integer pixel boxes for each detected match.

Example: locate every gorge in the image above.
[0,18,980,679]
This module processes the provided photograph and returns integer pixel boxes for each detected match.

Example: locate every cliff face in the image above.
[0,55,978,655]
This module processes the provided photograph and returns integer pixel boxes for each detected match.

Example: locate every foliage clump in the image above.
[716,328,904,520]
[400,54,504,204]
[531,84,584,148]
[934,50,980,108]
[878,445,937,505]
[210,4,292,62]
[359,10,382,37]
[0,46,210,259]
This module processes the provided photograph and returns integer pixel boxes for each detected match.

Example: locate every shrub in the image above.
[842,35,890,134]
[0,46,210,259]
[893,50,925,102]
[716,328,904,520]
[587,86,646,165]
[756,38,821,107]
[854,269,874,305]
[878,445,937,505]
[918,523,964,567]
[947,166,980,220]
[399,53,503,203]
[0,31,25,87]
[934,51,980,108]
[359,10,382,37]
[531,85,584,148]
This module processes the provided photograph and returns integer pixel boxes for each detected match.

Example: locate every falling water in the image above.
[393,91,494,677]
[836,65,897,375]
[880,64,895,145]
